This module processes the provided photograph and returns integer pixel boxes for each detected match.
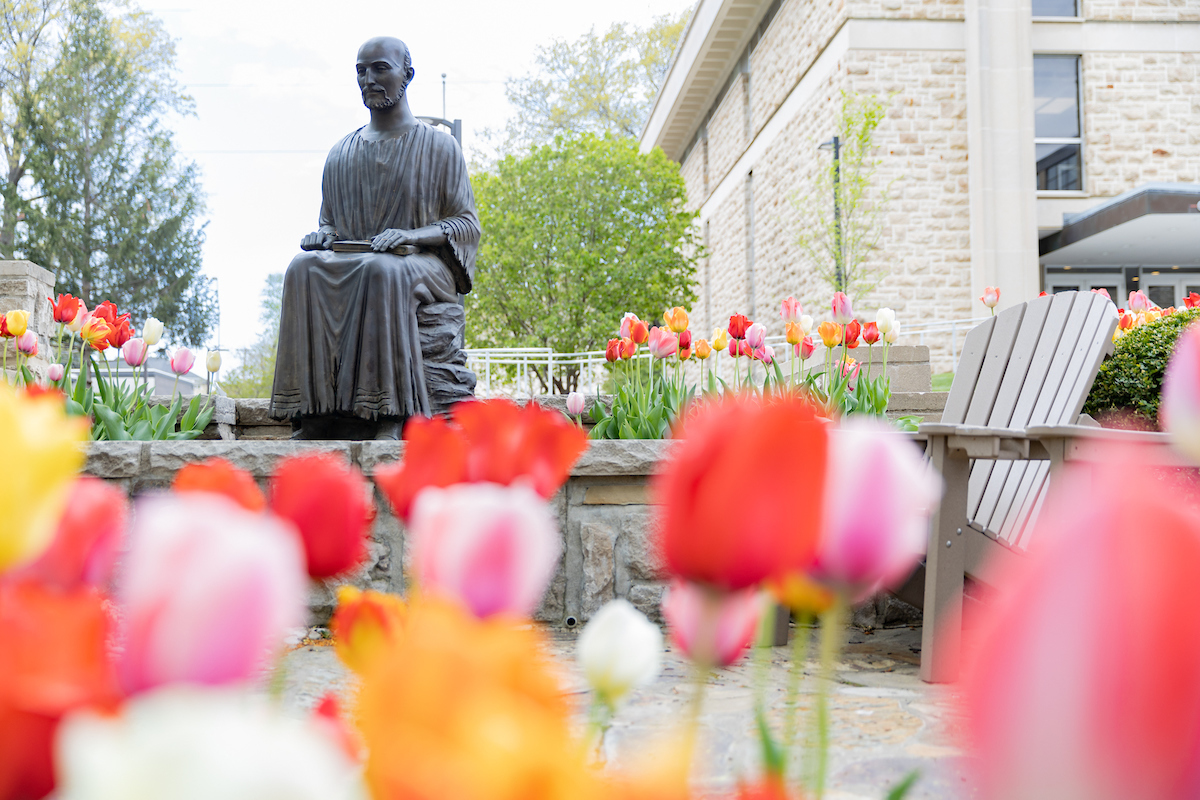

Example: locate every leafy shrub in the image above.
[1084,308,1200,428]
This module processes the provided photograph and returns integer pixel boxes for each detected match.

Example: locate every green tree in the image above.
[18,0,213,345]
[503,11,689,149]
[221,272,283,399]
[468,133,699,392]
[792,91,892,300]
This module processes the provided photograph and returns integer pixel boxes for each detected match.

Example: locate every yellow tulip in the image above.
[694,338,712,360]
[769,572,835,616]
[818,321,843,348]
[711,328,729,351]
[4,309,28,337]
[662,306,689,334]
[331,585,407,675]
[0,384,88,573]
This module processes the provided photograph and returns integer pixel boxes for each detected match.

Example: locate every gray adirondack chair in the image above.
[913,290,1119,682]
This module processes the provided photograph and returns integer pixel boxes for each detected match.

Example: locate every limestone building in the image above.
[640,0,1200,367]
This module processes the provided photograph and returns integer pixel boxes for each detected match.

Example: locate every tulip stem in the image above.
[586,698,615,765]
[812,597,844,799]
[782,611,813,767]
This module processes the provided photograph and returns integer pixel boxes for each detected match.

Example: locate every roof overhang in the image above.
[640,0,772,160]
[1039,183,1200,267]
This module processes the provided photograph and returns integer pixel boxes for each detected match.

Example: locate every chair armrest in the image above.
[918,423,958,437]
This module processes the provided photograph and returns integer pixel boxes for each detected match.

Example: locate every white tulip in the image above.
[56,686,368,800]
[884,320,900,344]
[876,307,896,335]
[577,598,662,709]
[206,349,222,373]
[799,314,814,336]
[141,317,164,347]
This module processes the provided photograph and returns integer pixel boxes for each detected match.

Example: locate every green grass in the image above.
[932,372,954,392]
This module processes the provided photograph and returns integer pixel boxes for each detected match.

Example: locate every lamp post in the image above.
[818,136,843,292]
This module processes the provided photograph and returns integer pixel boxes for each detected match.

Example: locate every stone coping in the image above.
[84,438,677,483]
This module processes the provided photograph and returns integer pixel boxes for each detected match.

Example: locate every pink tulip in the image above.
[16,477,127,591]
[1161,323,1200,464]
[16,330,37,356]
[753,344,775,365]
[745,322,766,349]
[810,419,942,602]
[47,363,64,382]
[647,326,678,360]
[408,482,560,619]
[980,286,1001,309]
[963,453,1200,800]
[116,493,307,694]
[619,312,639,340]
[831,292,854,325]
[1091,287,1112,301]
[169,348,195,374]
[565,391,585,417]
[1128,290,1151,313]
[797,336,816,360]
[839,359,862,391]
[780,296,804,325]
[661,579,760,668]
[122,337,149,368]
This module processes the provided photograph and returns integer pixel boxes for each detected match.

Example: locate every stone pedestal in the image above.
[0,260,55,380]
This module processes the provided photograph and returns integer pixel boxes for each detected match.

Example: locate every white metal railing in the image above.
[464,317,989,397]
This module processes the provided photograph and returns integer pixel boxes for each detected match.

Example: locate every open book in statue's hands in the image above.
[330,240,421,255]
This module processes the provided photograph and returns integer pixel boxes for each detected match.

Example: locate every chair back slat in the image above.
[1045,293,1118,425]
[940,316,995,425]
[1028,294,1103,426]
[963,304,1026,427]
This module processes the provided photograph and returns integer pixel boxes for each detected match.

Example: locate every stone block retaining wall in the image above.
[84,439,676,626]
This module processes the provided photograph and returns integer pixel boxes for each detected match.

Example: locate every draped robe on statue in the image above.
[270,123,481,422]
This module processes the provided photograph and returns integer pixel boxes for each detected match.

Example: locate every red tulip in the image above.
[798,336,816,360]
[605,338,620,363]
[964,453,1200,800]
[862,321,880,345]
[661,579,760,668]
[15,477,127,591]
[653,394,828,590]
[0,580,120,800]
[374,399,587,522]
[844,319,861,349]
[49,293,82,325]
[728,313,750,340]
[630,319,650,345]
[271,452,373,579]
[1185,292,1199,310]
[104,315,134,349]
[173,457,267,512]
[620,338,637,360]
[679,329,693,351]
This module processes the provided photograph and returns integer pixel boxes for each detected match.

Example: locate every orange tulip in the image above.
[785,320,802,346]
[79,314,112,351]
[653,395,828,590]
[818,321,842,348]
[663,306,689,333]
[694,338,712,359]
[173,457,267,512]
[620,338,637,360]
[331,585,406,674]
[630,319,649,345]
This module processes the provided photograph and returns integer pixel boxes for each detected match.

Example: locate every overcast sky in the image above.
[136,0,693,368]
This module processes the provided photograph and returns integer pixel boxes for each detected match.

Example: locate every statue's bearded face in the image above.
[356,44,411,111]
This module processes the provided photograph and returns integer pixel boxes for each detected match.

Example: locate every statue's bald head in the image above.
[357,37,414,89]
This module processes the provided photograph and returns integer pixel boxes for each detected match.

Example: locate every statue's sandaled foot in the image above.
[373,420,403,440]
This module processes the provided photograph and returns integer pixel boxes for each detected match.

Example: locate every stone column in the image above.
[965,0,1040,312]
[0,260,55,379]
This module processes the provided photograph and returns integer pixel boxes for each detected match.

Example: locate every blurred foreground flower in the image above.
[270,452,373,579]
[577,599,663,710]
[408,482,560,619]
[0,384,88,574]
[15,477,127,591]
[810,419,942,602]
[332,586,406,675]
[654,394,827,590]
[172,456,267,512]
[354,597,601,800]
[374,398,587,521]
[662,580,761,669]
[1161,322,1200,463]
[116,494,307,694]
[56,687,367,800]
[963,453,1200,800]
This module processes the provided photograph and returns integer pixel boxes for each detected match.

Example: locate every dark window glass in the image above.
[1147,285,1176,308]
[1037,143,1081,190]
[1094,285,1118,298]
[1034,56,1080,138]
[1186,284,1200,296]
[1033,0,1077,16]
[1053,285,1080,293]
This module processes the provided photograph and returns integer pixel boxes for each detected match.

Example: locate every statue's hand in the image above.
[300,230,336,251]
[371,228,414,252]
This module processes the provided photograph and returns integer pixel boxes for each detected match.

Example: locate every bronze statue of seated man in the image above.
[270,36,480,440]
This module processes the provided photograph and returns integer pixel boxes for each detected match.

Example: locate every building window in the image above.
[1034,55,1083,191]
[1033,0,1077,17]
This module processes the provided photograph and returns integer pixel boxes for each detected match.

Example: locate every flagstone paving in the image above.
[279,624,979,799]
